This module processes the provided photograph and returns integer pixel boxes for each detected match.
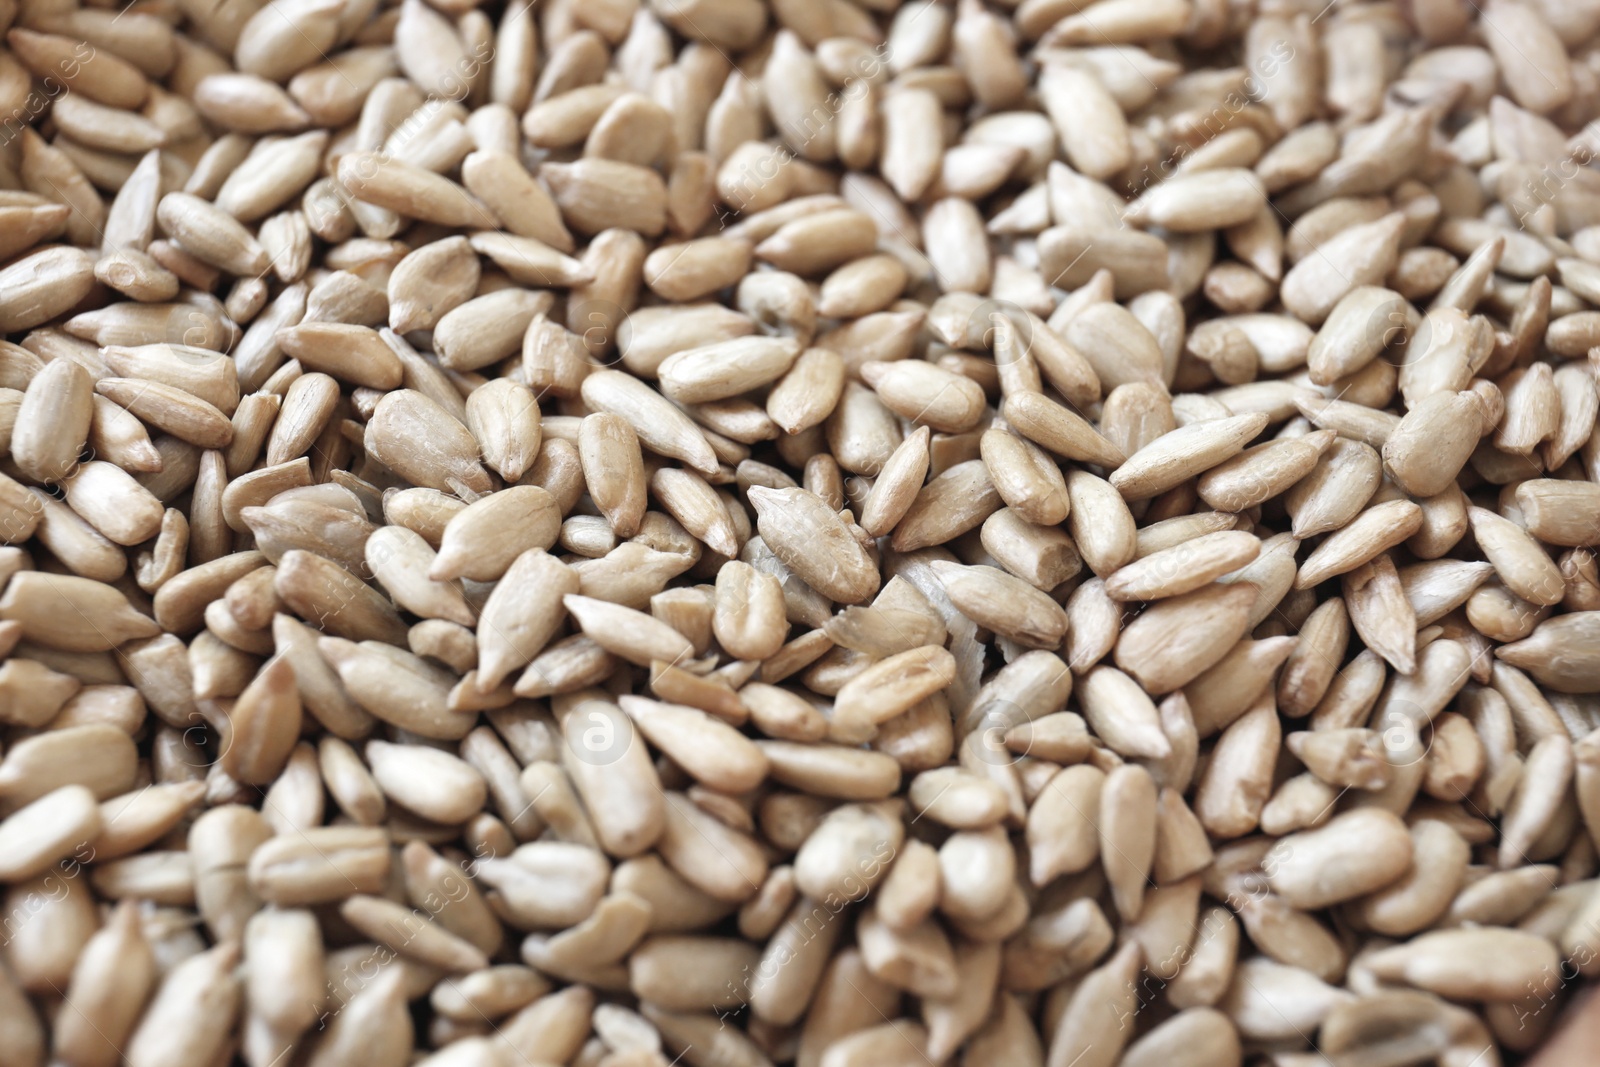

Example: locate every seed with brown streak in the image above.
[747,486,879,605]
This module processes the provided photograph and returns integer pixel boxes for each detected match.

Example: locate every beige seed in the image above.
[431,486,561,582]
[338,152,498,228]
[1296,499,1424,588]
[123,942,240,1067]
[474,549,578,693]
[931,561,1068,649]
[582,369,720,475]
[1280,213,1407,325]
[1203,428,1337,518]
[1004,388,1120,467]
[1115,583,1257,694]
[1126,168,1266,232]
[658,337,801,406]
[1193,696,1279,839]
[643,237,753,302]
[1364,927,1560,1001]
[748,486,879,605]
[221,656,302,786]
[979,427,1070,526]
[0,784,100,882]
[1106,531,1261,602]
[831,646,957,745]
[755,209,879,276]
[978,508,1080,592]
[1482,0,1572,113]
[563,595,694,668]
[1110,413,1268,501]
[1066,470,1137,578]
[0,572,159,652]
[13,359,93,484]
[433,289,554,372]
[1077,667,1171,760]
[1099,765,1157,921]
[54,460,162,547]
[880,88,943,202]
[1064,302,1164,392]
[712,561,787,662]
[1043,942,1141,1067]
[1468,506,1565,608]
[620,696,768,795]
[888,459,1002,552]
[1265,809,1414,909]
[857,427,933,539]
[97,376,233,448]
[1517,480,1600,548]
[156,191,268,276]
[1285,436,1385,539]
[1383,390,1484,498]
[861,359,986,434]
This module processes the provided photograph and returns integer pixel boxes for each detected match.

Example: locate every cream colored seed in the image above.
[747,486,879,604]
[861,359,987,434]
[999,391,1122,471]
[1105,531,1262,602]
[831,645,957,745]
[1468,506,1566,607]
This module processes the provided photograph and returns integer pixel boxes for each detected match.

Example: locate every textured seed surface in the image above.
[0,1,1595,1065]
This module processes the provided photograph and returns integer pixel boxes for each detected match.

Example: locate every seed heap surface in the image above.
[0,0,1599,1065]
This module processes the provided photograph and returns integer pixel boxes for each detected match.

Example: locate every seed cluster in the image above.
[0,0,1598,1065]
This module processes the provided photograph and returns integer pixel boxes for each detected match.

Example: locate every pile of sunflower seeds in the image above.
[1,0,1600,1063]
